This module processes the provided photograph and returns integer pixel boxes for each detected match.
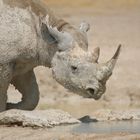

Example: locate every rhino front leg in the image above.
[0,67,12,112]
[0,82,9,112]
[7,70,40,110]
[0,90,8,112]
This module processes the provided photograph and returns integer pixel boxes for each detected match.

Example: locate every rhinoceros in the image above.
[0,0,121,112]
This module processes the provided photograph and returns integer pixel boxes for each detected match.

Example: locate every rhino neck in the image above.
[36,37,56,68]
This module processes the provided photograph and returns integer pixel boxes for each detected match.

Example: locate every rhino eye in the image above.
[71,66,78,73]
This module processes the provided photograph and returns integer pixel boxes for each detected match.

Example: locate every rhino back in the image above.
[3,0,47,16]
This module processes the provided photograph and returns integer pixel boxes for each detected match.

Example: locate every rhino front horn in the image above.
[106,44,122,71]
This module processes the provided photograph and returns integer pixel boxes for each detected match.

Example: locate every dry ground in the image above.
[0,126,140,140]
[2,0,140,139]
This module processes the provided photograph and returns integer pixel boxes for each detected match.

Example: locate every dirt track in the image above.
[2,0,140,139]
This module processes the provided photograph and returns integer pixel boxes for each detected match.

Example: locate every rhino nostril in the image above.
[86,88,95,95]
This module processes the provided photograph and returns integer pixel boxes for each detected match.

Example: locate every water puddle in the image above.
[49,121,140,134]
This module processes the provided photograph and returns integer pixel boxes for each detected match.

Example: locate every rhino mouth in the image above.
[87,94,102,100]
[75,89,102,100]
[56,79,103,100]
[92,95,102,100]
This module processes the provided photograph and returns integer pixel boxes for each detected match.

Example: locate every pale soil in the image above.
[2,0,140,139]
[0,126,140,140]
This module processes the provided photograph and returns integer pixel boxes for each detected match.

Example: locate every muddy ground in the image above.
[1,0,140,139]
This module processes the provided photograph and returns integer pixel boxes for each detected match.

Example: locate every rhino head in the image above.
[42,16,121,100]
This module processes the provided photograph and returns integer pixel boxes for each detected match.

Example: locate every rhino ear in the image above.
[79,22,90,33]
[41,22,57,45]
[41,15,73,51]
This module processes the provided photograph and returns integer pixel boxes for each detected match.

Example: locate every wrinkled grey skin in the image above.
[0,0,121,112]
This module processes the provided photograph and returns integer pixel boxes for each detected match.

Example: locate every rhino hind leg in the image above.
[7,70,40,110]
